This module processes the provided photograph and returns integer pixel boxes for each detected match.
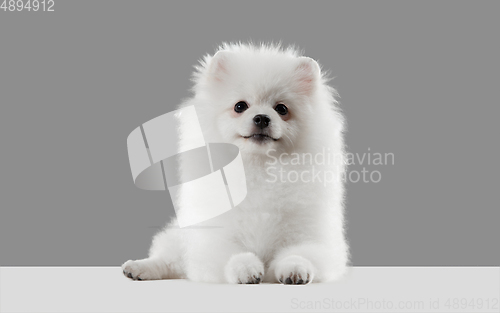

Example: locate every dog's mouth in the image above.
[242,133,279,142]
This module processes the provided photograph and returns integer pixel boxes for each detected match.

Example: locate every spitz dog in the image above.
[122,43,349,284]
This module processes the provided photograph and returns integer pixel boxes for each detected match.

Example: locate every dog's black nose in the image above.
[253,114,270,129]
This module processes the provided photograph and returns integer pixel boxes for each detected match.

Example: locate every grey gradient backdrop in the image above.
[0,1,499,266]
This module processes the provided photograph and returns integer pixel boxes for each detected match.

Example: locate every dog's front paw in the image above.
[225,252,264,284]
[275,255,314,285]
[122,259,159,281]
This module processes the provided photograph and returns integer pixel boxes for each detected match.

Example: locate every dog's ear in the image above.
[294,57,321,96]
[207,50,233,82]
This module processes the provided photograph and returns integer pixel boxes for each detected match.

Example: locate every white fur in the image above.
[122,43,349,284]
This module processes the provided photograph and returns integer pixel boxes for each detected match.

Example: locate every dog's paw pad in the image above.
[123,269,134,279]
[275,255,314,285]
[279,272,310,285]
[225,252,265,284]
[238,272,263,284]
[121,259,156,281]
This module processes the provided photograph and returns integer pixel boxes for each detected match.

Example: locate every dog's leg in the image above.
[122,256,181,280]
[267,242,349,284]
[122,226,184,280]
[224,252,264,284]
[181,226,265,283]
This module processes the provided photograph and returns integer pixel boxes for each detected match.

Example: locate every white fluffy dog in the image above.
[122,43,349,284]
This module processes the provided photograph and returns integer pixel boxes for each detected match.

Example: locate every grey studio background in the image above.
[0,1,498,266]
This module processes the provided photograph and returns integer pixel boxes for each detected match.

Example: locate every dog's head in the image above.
[192,44,333,156]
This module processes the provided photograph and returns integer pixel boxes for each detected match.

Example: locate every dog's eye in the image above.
[274,103,288,116]
[234,101,248,113]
